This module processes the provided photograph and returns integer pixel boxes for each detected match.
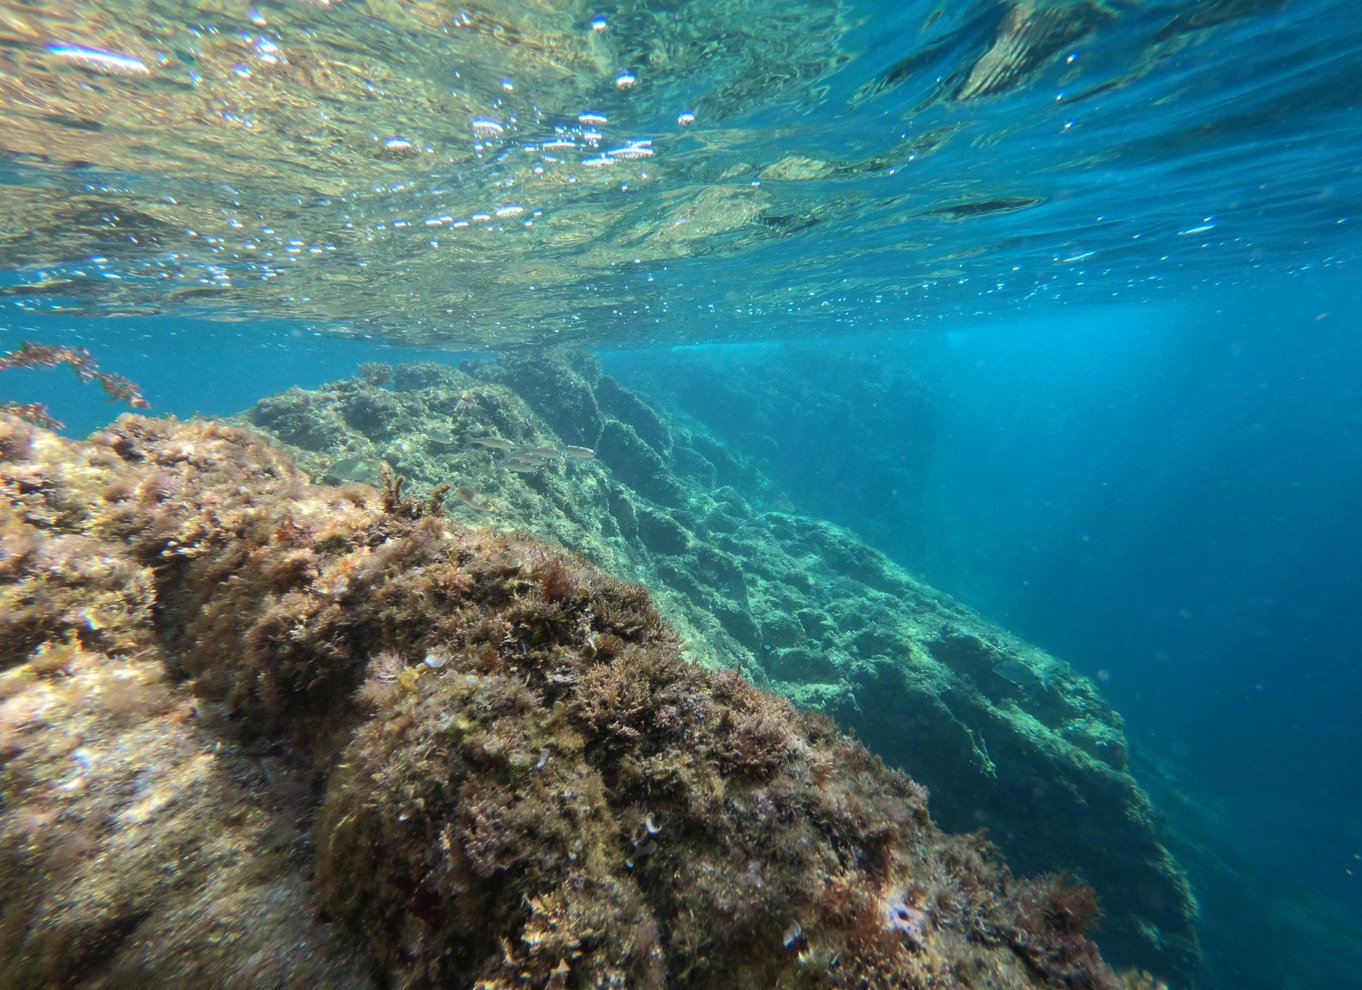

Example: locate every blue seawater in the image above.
[3,0,1361,987]
[604,267,1362,990]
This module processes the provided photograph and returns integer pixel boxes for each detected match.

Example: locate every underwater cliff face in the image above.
[0,412,1161,989]
[239,353,1197,984]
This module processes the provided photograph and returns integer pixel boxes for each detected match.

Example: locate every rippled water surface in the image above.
[4,0,1359,345]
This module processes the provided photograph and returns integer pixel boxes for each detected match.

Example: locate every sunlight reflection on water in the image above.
[0,0,1358,346]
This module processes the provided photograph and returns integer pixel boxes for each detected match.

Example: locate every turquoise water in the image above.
[605,271,1362,988]
[4,0,1361,987]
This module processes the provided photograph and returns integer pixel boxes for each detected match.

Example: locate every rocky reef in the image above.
[0,413,1165,989]
[240,353,1199,985]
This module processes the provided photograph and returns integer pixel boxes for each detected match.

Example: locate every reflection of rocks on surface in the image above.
[0,414,1160,989]
[239,352,1198,984]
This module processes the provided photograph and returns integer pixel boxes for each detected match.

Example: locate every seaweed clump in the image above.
[0,413,1150,989]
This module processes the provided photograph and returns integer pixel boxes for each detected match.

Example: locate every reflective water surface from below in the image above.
[3,0,1359,345]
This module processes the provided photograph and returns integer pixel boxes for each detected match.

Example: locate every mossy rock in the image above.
[0,413,1147,990]
[233,353,1199,984]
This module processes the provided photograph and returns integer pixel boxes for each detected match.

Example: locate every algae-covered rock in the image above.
[0,413,1150,989]
[237,353,1199,984]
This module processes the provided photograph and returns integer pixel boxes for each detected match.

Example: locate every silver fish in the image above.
[325,456,378,483]
[454,486,495,511]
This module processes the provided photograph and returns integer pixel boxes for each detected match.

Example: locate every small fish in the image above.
[325,456,378,483]
[993,659,1050,691]
[525,445,561,458]
[470,436,516,451]
[558,445,596,459]
[454,487,495,512]
[505,462,540,474]
[427,430,458,446]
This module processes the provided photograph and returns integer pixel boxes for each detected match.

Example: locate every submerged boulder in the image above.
[238,354,1198,984]
[0,414,1159,989]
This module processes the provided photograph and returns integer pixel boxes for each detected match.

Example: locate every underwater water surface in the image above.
[3,0,1361,988]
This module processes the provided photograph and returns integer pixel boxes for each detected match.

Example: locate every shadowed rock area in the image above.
[235,352,1199,985]
[0,413,1168,989]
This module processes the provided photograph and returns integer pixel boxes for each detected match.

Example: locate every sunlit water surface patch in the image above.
[1,0,1359,346]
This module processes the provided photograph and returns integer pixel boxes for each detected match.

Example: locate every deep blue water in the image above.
[604,266,1362,990]
[907,274,1362,989]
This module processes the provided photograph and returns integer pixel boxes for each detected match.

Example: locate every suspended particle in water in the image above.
[378,135,416,158]
[607,140,652,160]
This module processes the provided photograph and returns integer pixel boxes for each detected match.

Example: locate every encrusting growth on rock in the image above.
[241,354,1197,984]
[0,413,1164,989]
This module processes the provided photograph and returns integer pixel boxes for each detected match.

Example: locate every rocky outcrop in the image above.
[240,353,1199,984]
[0,413,1156,989]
